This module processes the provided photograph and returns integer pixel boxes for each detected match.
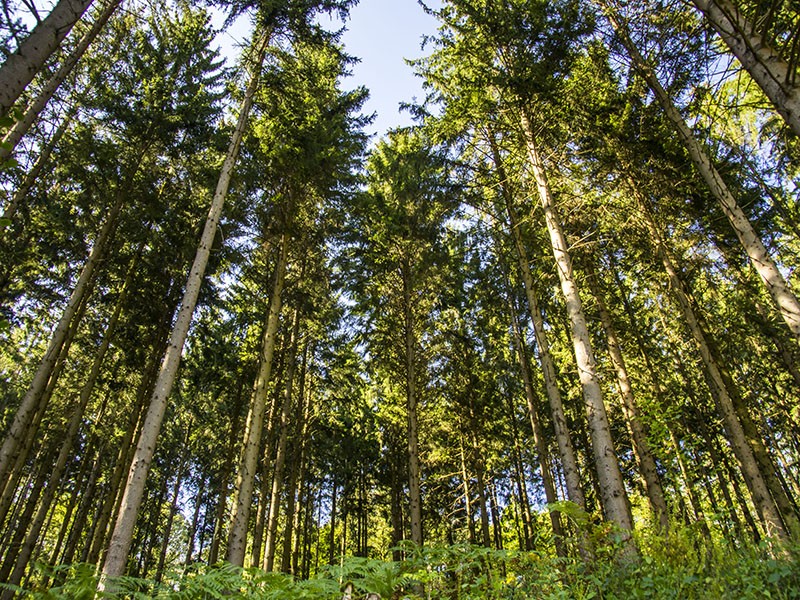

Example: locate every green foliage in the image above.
[10,531,800,599]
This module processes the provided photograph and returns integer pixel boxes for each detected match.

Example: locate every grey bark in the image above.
[226,233,288,567]
[586,266,670,530]
[99,32,270,582]
[0,0,93,116]
[605,6,800,340]
[0,0,122,160]
[691,0,800,137]
[0,195,121,495]
[521,112,633,534]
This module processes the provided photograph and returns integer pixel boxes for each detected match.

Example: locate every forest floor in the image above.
[6,527,800,599]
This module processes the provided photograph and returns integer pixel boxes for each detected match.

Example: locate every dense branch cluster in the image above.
[0,0,799,596]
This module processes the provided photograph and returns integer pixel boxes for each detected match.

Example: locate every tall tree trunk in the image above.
[0,195,121,493]
[586,264,669,530]
[227,233,288,567]
[281,341,311,574]
[0,0,122,160]
[184,476,205,566]
[508,304,565,555]
[87,320,169,565]
[458,436,476,544]
[207,379,247,566]
[636,188,791,541]
[489,132,586,512]
[0,0,93,117]
[263,308,302,572]
[402,260,423,546]
[100,32,270,582]
[690,0,800,137]
[2,254,134,589]
[604,6,800,340]
[521,112,633,535]
[0,103,74,226]
[155,433,189,583]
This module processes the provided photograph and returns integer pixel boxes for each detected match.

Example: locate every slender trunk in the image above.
[87,325,166,565]
[459,436,476,544]
[0,0,93,117]
[328,481,337,565]
[489,133,586,511]
[3,257,133,588]
[506,396,533,550]
[155,436,189,583]
[100,32,270,581]
[636,189,790,541]
[207,380,247,566]
[586,265,669,530]
[184,476,204,566]
[403,261,422,546]
[668,427,711,537]
[263,308,301,572]
[690,0,800,137]
[0,104,75,226]
[605,7,800,340]
[471,430,491,547]
[521,113,632,534]
[281,341,311,574]
[0,0,122,160]
[227,234,288,567]
[0,196,121,493]
[508,303,566,555]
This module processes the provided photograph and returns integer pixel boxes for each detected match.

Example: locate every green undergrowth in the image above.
[4,529,799,599]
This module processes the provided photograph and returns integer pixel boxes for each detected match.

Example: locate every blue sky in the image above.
[334,0,441,137]
[215,1,441,139]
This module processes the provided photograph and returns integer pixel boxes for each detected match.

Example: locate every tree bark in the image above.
[637,188,791,541]
[0,0,93,117]
[403,259,423,546]
[690,0,800,137]
[521,112,633,535]
[0,195,121,495]
[508,305,566,555]
[0,0,122,160]
[263,308,302,571]
[2,254,134,589]
[227,233,288,567]
[99,32,270,582]
[586,265,669,530]
[0,103,74,227]
[488,132,587,512]
[605,6,800,340]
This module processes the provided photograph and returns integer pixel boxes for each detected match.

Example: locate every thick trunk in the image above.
[0,0,93,116]
[227,234,288,567]
[100,33,270,581]
[586,267,669,530]
[606,7,800,340]
[690,0,800,137]
[0,0,122,160]
[522,113,632,534]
